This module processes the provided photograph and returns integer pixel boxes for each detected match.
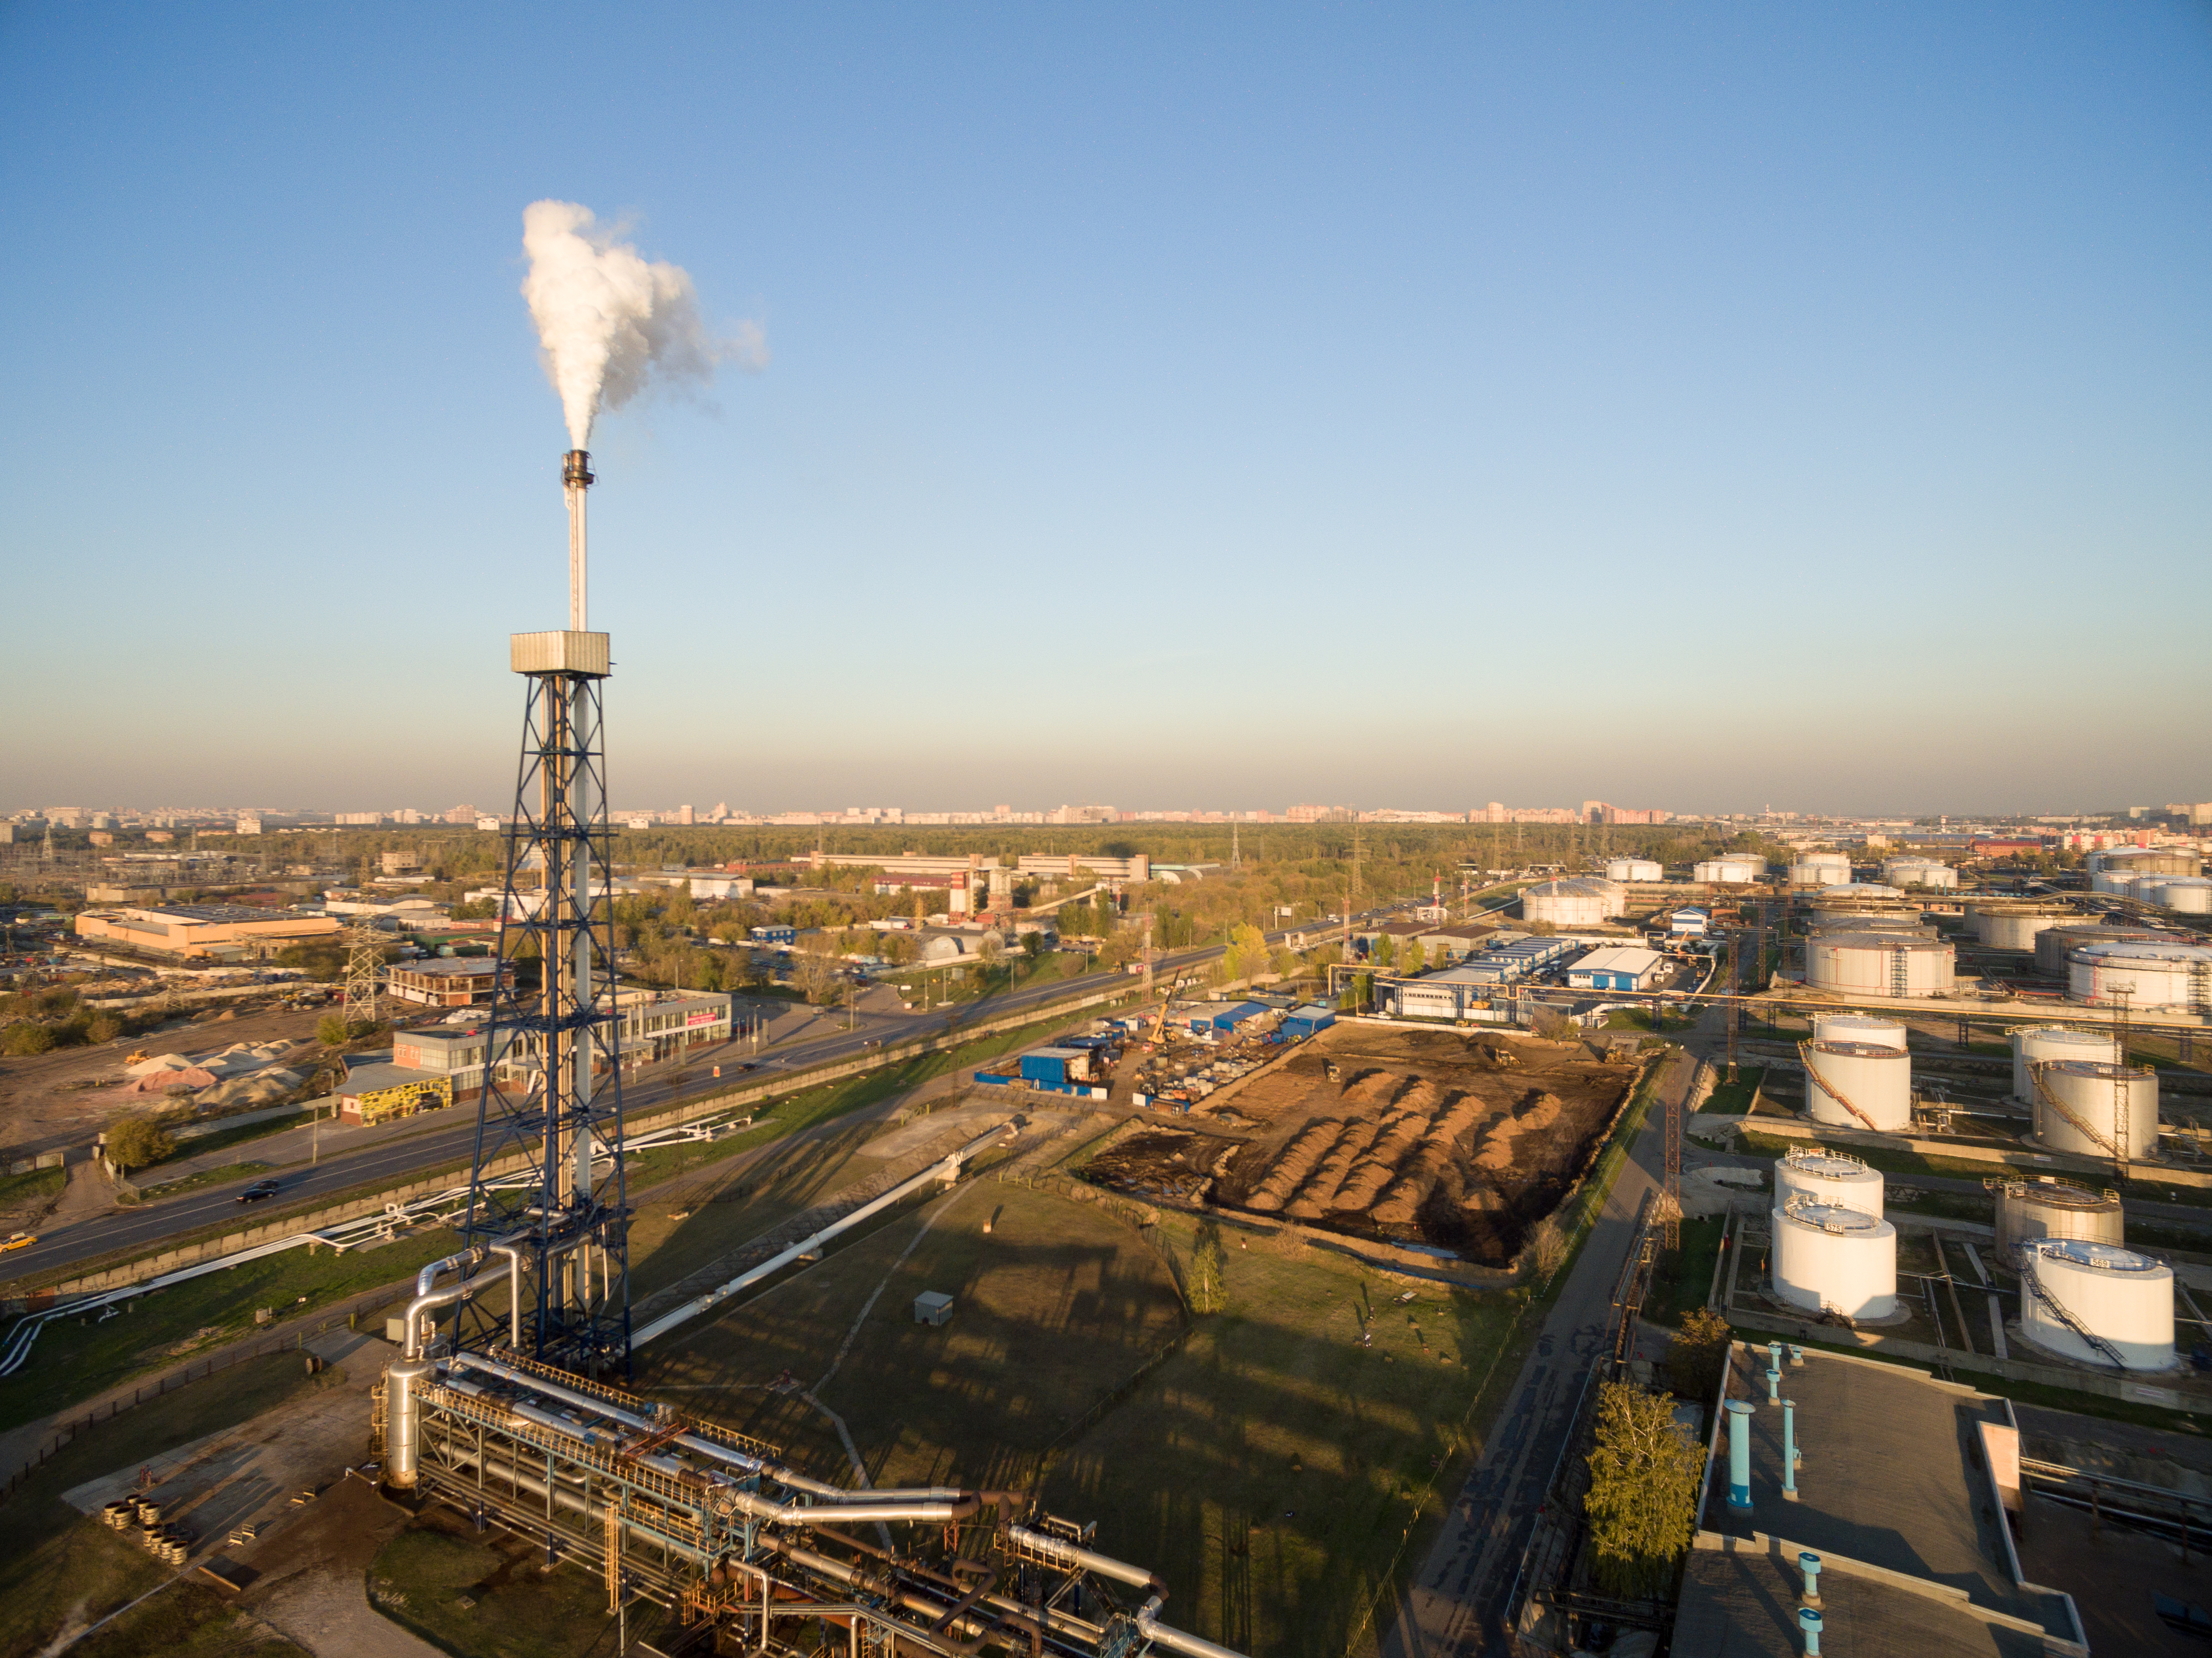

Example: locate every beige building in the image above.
[74,903,339,962]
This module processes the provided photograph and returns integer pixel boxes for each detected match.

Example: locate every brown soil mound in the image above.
[1190,1025,1642,1265]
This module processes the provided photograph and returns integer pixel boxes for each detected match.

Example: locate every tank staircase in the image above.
[1795,1041,1880,1132]
[2021,1260,2130,1373]
[1887,945,1911,999]
[2029,1061,2123,1164]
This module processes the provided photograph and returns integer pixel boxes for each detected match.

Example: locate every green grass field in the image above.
[0,1231,460,1436]
[1702,1067,1766,1115]
[370,1522,669,1658]
[1041,1213,1522,1658]
[0,1353,319,1658]
[0,1166,65,1210]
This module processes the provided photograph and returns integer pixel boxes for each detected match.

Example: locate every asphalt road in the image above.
[5,908,1421,1283]
[1381,1048,1688,1658]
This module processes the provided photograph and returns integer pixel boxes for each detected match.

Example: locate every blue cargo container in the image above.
[1282,1004,1336,1039]
[1020,1047,1085,1085]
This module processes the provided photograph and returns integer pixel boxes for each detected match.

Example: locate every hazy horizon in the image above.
[6,4,2209,815]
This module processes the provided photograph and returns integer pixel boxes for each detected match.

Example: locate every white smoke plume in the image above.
[521,199,764,448]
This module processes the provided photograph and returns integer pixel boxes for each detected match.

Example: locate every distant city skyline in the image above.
[4,6,2208,813]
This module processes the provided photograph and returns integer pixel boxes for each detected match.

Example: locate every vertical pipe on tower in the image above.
[564,449,594,630]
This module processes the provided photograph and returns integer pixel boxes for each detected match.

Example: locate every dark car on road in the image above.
[237,1178,280,1204]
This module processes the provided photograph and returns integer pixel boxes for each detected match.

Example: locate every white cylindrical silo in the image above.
[2030,1060,2159,1160]
[1811,1012,1907,1051]
[2068,939,2212,1010]
[2036,924,2169,979]
[1802,1040,1913,1130]
[1775,1147,1885,1217]
[1694,856,1766,885]
[1973,903,2076,951]
[1789,853,1853,889]
[2142,877,2212,914]
[2010,1026,2119,1103]
[1805,933,1955,999]
[2021,1241,2177,1372]
[1606,857,1663,883]
[1991,1177,2124,1267]
[1521,878,1613,928]
[1881,857,1958,891]
[1771,1199,1897,1321]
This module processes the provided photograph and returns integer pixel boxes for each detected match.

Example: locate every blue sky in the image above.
[4,3,2208,816]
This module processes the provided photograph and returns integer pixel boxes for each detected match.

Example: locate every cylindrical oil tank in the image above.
[1694,856,1766,884]
[2021,1241,2177,1371]
[1789,853,1853,889]
[1809,886,1912,928]
[2010,1026,2119,1102]
[2139,876,2212,914]
[1809,912,1932,938]
[382,1357,433,1488]
[1991,1176,2124,1267]
[2031,1060,2160,1159]
[1775,1147,1885,1216]
[1771,1199,1897,1321]
[1803,1040,1913,1130]
[1805,933,1955,999]
[2035,923,2170,979]
[2093,848,2200,879]
[1811,1012,1908,1050]
[1973,903,2077,951]
[1606,857,1663,883]
[1881,857,1958,891]
[2068,939,2212,1010]
[1521,877,1614,927]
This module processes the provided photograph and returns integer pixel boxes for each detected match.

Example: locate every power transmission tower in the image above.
[341,926,383,1030]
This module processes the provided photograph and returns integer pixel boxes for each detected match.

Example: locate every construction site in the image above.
[1159,1025,1650,1267]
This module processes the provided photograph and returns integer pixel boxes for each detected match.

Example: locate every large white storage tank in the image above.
[2091,847,2199,881]
[1881,857,1958,891]
[2021,1241,2177,1372]
[1789,853,1853,889]
[2068,939,2212,1010]
[1520,877,1615,927]
[1990,1176,2124,1267]
[1605,857,1663,883]
[1972,903,2077,951]
[1801,1040,1913,1130]
[2137,876,2212,914]
[1805,933,1955,999]
[1811,1012,1907,1051]
[2030,1060,2160,1160]
[1775,1147,1885,1216]
[1772,1199,1898,1321]
[2010,1026,2119,1103]
[2036,924,2170,979]
[1694,855,1766,885]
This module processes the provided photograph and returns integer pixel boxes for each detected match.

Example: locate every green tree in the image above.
[1,1024,54,1057]
[1189,1217,1227,1314]
[1583,1381,1702,1599]
[1667,1306,1733,1404]
[1402,939,1427,975]
[105,1115,176,1173]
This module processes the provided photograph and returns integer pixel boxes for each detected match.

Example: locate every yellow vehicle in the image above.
[1,1233,36,1253]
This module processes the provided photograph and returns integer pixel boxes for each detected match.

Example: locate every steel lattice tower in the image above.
[448,449,632,1377]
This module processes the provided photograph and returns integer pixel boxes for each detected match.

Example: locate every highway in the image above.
[5,904,1418,1285]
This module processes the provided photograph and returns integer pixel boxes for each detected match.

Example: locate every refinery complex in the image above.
[7,23,2212,1655]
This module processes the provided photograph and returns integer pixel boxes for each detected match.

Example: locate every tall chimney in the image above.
[564,449,595,628]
